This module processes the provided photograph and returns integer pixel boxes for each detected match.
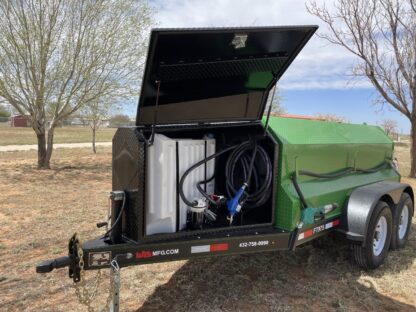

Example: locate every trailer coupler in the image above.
[36,233,82,283]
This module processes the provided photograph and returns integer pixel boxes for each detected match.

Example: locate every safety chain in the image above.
[72,234,116,312]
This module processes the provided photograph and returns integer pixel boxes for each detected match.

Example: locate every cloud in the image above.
[151,0,372,91]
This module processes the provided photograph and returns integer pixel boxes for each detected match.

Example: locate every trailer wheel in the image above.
[353,201,392,269]
[390,193,413,250]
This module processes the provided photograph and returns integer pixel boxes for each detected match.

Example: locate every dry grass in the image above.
[0,148,415,312]
[0,126,116,146]
[395,145,410,177]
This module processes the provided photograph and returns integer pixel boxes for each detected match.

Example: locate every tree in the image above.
[380,119,398,136]
[265,85,286,115]
[0,0,153,168]
[80,97,115,153]
[0,104,10,118]
[307,0,416,177]
[109,114,131,127]
[316,113,348,123]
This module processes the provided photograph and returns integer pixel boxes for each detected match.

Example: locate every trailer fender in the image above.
[338,181,413,247]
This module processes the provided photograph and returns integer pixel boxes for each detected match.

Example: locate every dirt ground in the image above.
[0,146,415,312]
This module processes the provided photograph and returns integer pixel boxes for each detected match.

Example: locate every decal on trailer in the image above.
[298,219,340,241]
[135,249,179,259]
[89,251,112,267]
[238,240,270,248]
[191,243,229,254]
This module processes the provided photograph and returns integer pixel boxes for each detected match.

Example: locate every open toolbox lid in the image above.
[136,26,317,126]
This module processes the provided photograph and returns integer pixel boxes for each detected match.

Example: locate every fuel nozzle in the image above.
[226,183,247,225]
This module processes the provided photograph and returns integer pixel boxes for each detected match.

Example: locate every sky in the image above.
[130,0,410,133]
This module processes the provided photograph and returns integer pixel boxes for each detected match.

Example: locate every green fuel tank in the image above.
[265,116,400,231]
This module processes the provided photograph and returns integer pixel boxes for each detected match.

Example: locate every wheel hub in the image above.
[398,205,409,240]
[373,216,387,257]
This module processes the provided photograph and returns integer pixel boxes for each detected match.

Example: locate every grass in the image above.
[0,124,116,145]
[0,147,415,311]
[394,145,411,177]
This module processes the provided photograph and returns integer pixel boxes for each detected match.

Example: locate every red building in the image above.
[10,115,30,127]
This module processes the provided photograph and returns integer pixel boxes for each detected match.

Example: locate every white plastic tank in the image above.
[146,134,216,234]
[145,134,177,235]
[177,138,215,230]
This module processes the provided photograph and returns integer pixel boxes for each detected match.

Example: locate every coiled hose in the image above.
[225,141,272,210]
[179,140,273,213]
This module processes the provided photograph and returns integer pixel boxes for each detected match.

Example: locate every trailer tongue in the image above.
[36,26,414,312]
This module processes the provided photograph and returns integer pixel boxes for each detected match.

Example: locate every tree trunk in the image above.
[43,126,56,169]
[36,132,48,169]
[92,127,97,154]
[410,121,416,178]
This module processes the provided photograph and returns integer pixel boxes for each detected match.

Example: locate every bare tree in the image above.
[316,113,348,123]
[307,0,416,176]
[264,85,286,115]
[379,118,398,137]
[0,0,153,168]
[80,97,115,153]
[109,114,131,127]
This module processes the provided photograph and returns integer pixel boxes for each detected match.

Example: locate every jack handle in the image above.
[36,256,71,273]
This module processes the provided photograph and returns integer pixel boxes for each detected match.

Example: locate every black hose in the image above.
[225,141,272,210]
[291,161,390,209]
[179,140,273,212]
[179,144,239,207]
[298,167,354,179]
[297,162,389,180]
[356,162,389,173]
[196,175,217,206]
[291,174,308,209]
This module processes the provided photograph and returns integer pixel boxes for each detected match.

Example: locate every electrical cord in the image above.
[103,193,126,238]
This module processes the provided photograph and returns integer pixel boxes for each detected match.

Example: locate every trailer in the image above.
[36,26,414,311]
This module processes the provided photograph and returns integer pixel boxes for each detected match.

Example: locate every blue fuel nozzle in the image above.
[226,184,247,223]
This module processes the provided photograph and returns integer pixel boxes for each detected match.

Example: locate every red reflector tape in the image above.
[191,243,229,254]
[304,229,313,238]
[210,243,229,252]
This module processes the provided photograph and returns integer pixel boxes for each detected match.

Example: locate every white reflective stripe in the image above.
[298,233,305,241]
[191,245,210,253]
[325,222,333,229]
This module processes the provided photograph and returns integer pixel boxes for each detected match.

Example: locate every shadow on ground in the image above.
[136,224,416,312]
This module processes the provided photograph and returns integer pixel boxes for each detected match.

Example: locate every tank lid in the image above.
[136,26,317,126]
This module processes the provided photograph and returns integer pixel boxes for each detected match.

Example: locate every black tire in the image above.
[390,193,413,250]
[353,201,392,270]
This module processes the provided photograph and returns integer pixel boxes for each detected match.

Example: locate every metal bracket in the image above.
[108,253,133,312]
[148,80,161,146]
